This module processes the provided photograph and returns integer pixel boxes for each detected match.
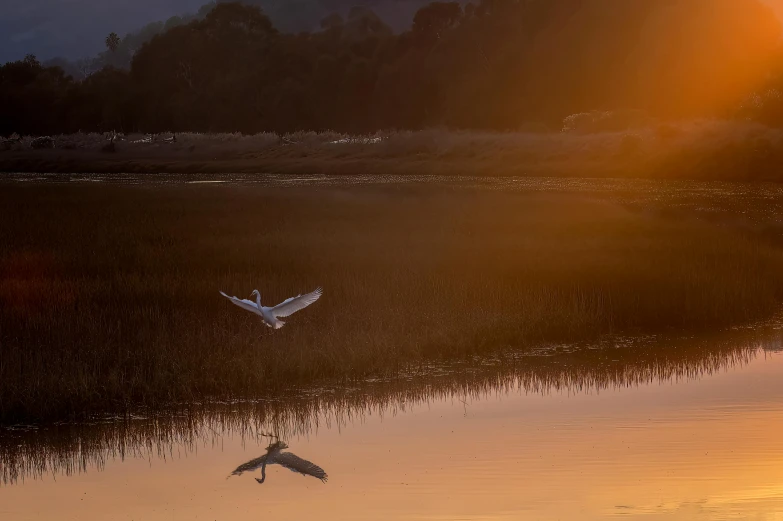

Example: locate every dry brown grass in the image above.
[1,183,782,423]
[3,121,783,179]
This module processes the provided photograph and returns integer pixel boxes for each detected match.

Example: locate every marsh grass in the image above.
[1,183,783,423]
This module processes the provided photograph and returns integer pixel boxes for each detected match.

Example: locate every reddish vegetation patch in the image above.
[0,251,64,314]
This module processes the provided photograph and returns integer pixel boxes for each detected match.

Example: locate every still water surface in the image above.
[9,172,783,226]
[2,325,783,520]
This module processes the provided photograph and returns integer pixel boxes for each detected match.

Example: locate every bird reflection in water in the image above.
[230,436,328,484]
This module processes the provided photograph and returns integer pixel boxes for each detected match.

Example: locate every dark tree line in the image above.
[2,0,782,136]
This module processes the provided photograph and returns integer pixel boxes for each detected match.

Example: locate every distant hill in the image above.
[0,0,202,64]
[0,0,443,65]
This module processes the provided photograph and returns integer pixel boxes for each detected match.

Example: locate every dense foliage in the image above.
[1,0,782,135]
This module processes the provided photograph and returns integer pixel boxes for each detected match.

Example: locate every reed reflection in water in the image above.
[0,323,778,486]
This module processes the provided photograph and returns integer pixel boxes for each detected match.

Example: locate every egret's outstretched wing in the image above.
[271,288,323,318]
[229,455,267,476]
[274,451,328,482]
[219,291,263,316]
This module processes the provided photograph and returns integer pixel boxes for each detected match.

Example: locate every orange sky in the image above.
[766,0,783,21]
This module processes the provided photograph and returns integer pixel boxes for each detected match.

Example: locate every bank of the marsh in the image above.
[3,122,783,180]
[2,182,783,423]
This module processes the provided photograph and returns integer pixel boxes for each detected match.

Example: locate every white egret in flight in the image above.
[219,287,322,329]
[229,440,328,484]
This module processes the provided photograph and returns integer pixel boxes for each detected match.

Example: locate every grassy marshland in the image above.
[1,183,783,423]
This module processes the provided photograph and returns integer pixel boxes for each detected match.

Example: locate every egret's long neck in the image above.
[257,462,266,484]
[253,291,261,308]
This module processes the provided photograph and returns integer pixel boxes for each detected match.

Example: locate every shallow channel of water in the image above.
[8,172,783,226]
[2,322,783,520]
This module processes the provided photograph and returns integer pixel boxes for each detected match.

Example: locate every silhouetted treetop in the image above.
[412,2,462,45]
[2,0,782,136]
[105,33,121,53]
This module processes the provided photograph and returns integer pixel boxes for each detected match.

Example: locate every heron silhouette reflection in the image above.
[230,437,328,484]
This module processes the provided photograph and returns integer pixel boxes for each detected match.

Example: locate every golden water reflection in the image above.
[2,325,783,520]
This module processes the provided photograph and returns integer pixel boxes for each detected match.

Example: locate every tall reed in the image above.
[1,184,782,423]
